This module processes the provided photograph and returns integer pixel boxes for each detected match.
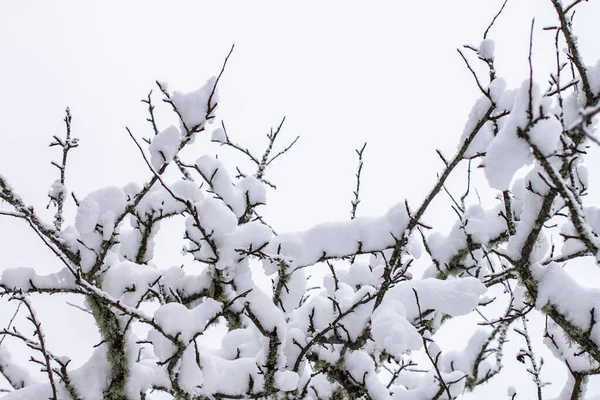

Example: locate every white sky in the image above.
[1,0,600,398]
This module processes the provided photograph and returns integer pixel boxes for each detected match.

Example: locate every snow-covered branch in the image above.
[2,1,600,398]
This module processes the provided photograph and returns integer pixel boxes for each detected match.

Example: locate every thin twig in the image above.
[350,142,367,220]
[484,0,509,39]
[17,296,58,399]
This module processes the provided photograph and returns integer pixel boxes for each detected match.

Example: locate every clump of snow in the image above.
[177,347,204,395]
[485,80,562,191]
[71,186,129,271]
[158,265,212,304]
[496,87,518,114]
[118,228,145,262]
[195,155,240,212]
[458,96,492,156]
[101,261,161,307]
[457,77,508,157]
[152,299,222,343]
[587,60,600,96]
[149,125,180,170]
[0,345,36,389]
[47,179,67,202]
[385,277,486,321]
[534,262,600,346]
[505,168,552,262]
[194,197,238,237]
[137,179,203,219]
[75,186,127,235]
[283,328,306,371]
[305,374,336,399]
[344,350,375,386]
[123,181,142,201]
[211,126,226,143]
[528,106,562,156]
[478,38,495,60]
[236,176,267,207]
[1,267,76,292]
[235,266,287,335]
[170,77,218,130]
[266,202,409,268]
[335,261,384,290]
[1,267,35,291]
[464,120,494,158]
[216,220,273,271]
[195,155,267,218]
[66,345,113,398]
[371,299,422,357]
[2,344,117,400]
[345,350,391,399]
[544,319,599,373]
[562,92,585,128]
[425,204,507,272]
[485,81,536,190]
[148,300,222,367]
[582,206,600,235]
[332,284,376,341]
[288,295,334,335]
[219,328,262,360]
[463,204,508,243]
[275,370,299,391]
[440,330,494,380]
[489,77,507,105]
[200,354,262,396]
[278,268,307,314]
[125,341,155,399]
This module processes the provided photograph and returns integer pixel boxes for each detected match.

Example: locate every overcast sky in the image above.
[1,0,600,398]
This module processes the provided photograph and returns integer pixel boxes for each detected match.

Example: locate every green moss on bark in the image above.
[87,295,129,400]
